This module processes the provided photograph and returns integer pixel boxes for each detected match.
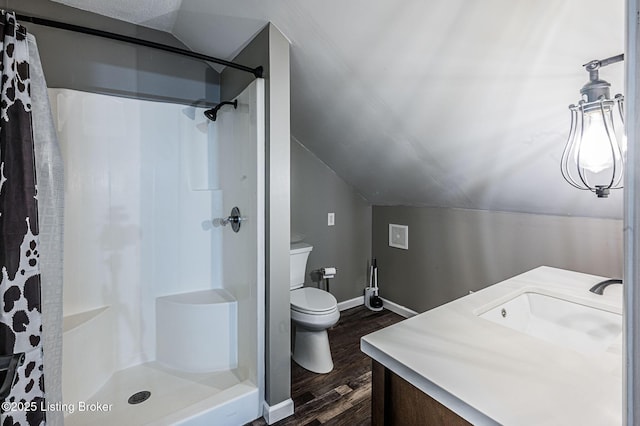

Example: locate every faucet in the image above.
[589,278,623,295]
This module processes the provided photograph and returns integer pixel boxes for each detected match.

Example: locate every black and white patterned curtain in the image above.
[0,10,46,426]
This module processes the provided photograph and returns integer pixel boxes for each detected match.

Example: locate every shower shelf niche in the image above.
[156,289,238,372]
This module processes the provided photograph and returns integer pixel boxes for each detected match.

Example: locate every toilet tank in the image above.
[290,243,313,289]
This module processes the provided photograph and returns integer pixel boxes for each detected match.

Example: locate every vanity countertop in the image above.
[361,266,623,425]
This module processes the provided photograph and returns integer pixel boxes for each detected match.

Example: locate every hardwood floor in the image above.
[249,306,404,426]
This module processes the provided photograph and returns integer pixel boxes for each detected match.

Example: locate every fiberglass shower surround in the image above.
[50,80,265,425]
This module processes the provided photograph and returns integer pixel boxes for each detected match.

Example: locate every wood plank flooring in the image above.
[249,306,404,426]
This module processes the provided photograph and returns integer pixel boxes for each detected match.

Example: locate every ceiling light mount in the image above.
[561,54,625,198]
[580,54,623,103]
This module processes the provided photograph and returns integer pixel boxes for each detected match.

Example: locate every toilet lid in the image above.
[291,287,337,314]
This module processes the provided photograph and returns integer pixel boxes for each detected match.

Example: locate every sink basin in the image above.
[478,292,621,355]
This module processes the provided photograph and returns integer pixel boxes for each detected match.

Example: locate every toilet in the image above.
[290,242,340,374]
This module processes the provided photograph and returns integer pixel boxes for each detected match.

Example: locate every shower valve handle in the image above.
[225,215,244,224]
[213,207,244,233]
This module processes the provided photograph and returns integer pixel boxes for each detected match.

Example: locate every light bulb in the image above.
[576,110,614,173]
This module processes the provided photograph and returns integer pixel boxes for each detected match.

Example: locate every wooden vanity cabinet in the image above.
[371,360,472,426]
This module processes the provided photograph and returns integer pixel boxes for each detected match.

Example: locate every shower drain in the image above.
[128,391,151,405]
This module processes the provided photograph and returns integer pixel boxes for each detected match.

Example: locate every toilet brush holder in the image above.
[364,287,383,312]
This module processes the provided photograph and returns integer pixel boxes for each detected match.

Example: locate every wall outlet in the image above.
[328,212,335,226]
[389,224,408,249]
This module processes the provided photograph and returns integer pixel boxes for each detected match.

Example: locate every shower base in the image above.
[64,362,259,426]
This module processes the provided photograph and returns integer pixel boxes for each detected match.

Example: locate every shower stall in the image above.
[48,79,265,425]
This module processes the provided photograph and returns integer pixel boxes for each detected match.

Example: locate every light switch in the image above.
[328,212,335,226]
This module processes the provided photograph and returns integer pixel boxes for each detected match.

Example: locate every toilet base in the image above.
[292,327,334,374]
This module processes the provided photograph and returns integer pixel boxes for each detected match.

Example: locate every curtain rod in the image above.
[15,13,264,79]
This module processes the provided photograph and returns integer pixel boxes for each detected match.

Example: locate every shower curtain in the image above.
[0,11,63,426]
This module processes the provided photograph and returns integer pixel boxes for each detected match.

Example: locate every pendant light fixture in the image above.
[561,54,625,198]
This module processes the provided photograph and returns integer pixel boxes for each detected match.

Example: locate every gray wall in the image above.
[373,206,623,313]
[6,0,219,105]
[291,138,372,302]
[221,24,292,411]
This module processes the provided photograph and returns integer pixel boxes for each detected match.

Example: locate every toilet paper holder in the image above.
[321,267,336,279]
[314,267,337,292]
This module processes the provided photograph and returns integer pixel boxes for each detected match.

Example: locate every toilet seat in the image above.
[291,287,337,315]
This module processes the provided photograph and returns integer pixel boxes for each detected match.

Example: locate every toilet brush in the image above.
[370,259,383,310]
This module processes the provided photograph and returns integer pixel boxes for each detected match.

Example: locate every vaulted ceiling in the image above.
[53,0,625,218]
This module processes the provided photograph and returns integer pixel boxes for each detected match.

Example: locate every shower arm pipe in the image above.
[14,13,264,79]
[205,99,238,121]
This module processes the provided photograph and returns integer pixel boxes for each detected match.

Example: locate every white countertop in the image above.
[361,266,623,425]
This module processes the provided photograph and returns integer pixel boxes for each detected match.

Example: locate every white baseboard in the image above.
[262,398,294,424]
[380,297,418,318]
[337,295,364,311]
[337,294,417,318]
